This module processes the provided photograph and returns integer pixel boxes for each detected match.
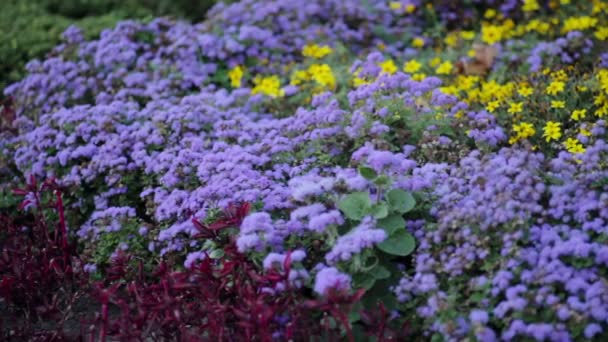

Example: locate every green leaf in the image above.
[386,189,416,214]
[358,166,377,180]
[377,230,416,256]
[374,175,391,187]
[353,273,376,290]
[377,214,405,235]
[369,265,391,280]
[209,249,225,259]
[338,192,372,220]
[369,203,389,219]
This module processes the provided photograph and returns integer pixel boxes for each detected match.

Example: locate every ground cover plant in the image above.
[1,0,608,340]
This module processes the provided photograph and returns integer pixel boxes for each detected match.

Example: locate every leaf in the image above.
[338,192,372,220]
[455,44,498,76]
[369,203,388,219]
[386,189,416,214]
[373,175,391,187]
[376,230,416,256]
[353,273,376,290]
[369,265,391,280]
[358,166,377,180]
[377,215,405,235]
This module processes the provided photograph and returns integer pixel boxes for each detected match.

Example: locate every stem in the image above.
[99,303,108,342]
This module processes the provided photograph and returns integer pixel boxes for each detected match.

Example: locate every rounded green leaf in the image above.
[386,189,416,214]
[338,192,372,220]
[377,214,405,235]
[369,203,389,219]
[377,230,416,256]
[358,166,377,180]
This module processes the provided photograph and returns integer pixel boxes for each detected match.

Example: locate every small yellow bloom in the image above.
[564,138,585,154]
[481,24,503,45]
[412,37,425,48]
[429,57,441,67]
[436,61,453,75]
[302,44,333,58]
[595,27,608,40]
[543,121,562,142]
[405,4,416,13]
[308,64,336,89]
[412,73,426,81]
[444,33,458,47]
[522,0,540,12]
[580,127,592,136]
[460,31,475,40]
[403,60,422,73]
[484,9,497,19]
[379,59,398,75]
[486,100,500,112]
[571,109,587,121]
[513,122,536,139]
[251,75,284,98]
[508,102,524,114]
[546,81,565,95]
[551,100,566,109]
[389,1,402,10]
[228,65,244,88]
[518,85,534,97]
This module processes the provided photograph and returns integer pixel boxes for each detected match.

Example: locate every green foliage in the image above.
[376,229,416,256]
[0,0,227,96]
[386,188,416,214]
[338,192,372,221]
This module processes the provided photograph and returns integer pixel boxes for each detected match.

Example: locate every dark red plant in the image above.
[0,176,86,339]
[87,203,367,341]
[0,96,16,133]
[191,201,250,239]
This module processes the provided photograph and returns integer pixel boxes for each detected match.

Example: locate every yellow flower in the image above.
[251,75,284,98]
[522,0,540,12]
[429,57,441,67]
[436,61,453,75]
[571,109,587,121]
[543,121,562,142]
[595,104,608,117]
[412,73,426,81]
[302,44,333,58]
[379,59,398,75]
[460,31,475,40]
[518,85,534,97]
[228,65,244,88]
[564,138,585,154]
[551,100,566,109]
[481,24,503,45]
[513,122,536,139]
[580,127,592,136]
[546,81,565,95]
[562,16,598,33]
[508,102,524,114]
[308,64,336,89]
[403,60,422,73]
[290,70,309,86]
[389,1,402,10]
[484,9,497,19]
[412,37,425,48]
[444,33,458,47]
[595,27,608,40]
[486,100,500,112]
[405,4,416,13]
[560,0,571,4]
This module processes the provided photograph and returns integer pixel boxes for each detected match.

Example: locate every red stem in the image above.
[99,303,108,342]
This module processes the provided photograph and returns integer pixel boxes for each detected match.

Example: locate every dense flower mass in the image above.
[2,0,608,340]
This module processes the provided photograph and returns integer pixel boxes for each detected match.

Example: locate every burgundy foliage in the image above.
[0,176,87,340]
